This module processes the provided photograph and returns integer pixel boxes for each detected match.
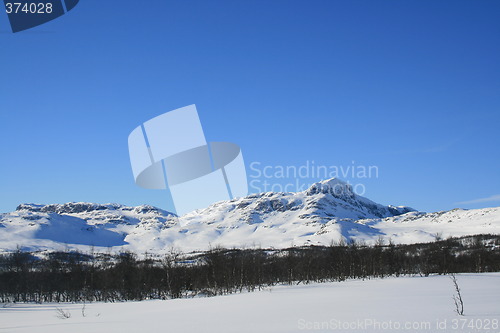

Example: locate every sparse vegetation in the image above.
[450,273,465,316]
[55,307,71,319]
[0,234,499,303]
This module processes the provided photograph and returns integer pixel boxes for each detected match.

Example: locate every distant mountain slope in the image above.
[1,179,499,253]
[0,203,177,252]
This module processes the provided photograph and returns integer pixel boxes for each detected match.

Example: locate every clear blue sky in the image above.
[1,0,499,214]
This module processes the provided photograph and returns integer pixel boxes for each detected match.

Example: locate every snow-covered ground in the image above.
[1,273,499,332]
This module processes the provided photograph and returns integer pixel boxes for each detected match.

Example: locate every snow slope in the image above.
[0,203,176,253]
[1,178,500,253]
[1,273,499,333]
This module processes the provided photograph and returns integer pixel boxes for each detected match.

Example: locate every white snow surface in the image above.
[1,178,499,253]
[1,273,499,333]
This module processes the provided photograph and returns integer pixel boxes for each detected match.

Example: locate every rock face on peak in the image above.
[299,178,414,220]
[305,178,353,195]
[17,202,124,214]
[1,179,500,253]
[13,179,405,224]
[16,202,173,216]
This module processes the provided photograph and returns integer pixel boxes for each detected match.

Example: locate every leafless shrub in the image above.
[450,273,464,316]
[55,307,71,319]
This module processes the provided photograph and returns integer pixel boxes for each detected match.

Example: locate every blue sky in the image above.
[1,0,499,214]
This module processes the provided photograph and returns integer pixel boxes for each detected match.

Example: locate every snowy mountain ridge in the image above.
[1,178,499,253]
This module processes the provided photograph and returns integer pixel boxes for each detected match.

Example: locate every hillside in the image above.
[1,178,499,253]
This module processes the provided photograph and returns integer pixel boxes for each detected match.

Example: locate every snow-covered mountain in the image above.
[0,202,177,253]
[1,178,499,253]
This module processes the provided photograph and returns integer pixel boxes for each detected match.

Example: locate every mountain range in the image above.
[1,178,499,253]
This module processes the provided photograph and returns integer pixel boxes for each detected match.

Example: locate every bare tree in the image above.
[450,273,464,316]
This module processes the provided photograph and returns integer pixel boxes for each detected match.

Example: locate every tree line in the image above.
[0,234,499,303]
